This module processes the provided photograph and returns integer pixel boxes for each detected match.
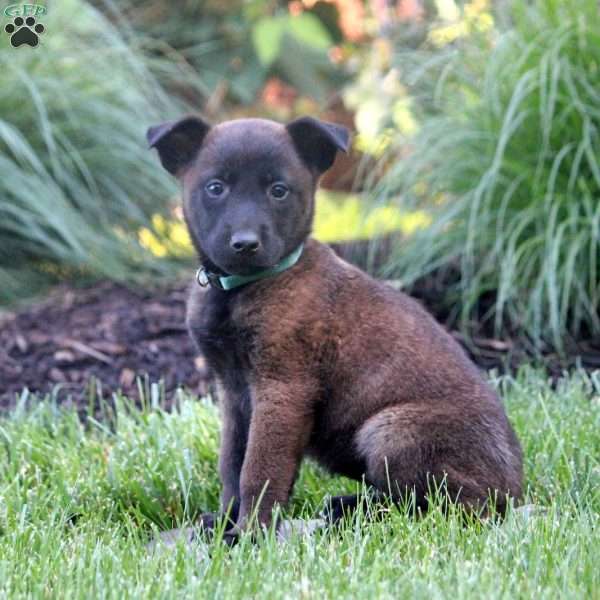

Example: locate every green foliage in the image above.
[252,12,332,66]
[314,190,430,242]
[109,0,344,106]
[0,0,203,303]
[103,0,266,105]
[377,0,600,350]
[0,370,598,597]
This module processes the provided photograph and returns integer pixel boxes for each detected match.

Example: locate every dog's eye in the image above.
[269,183,289,200]
[205,180,226,197]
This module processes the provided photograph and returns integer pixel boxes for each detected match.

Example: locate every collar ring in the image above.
[195,267,210,287]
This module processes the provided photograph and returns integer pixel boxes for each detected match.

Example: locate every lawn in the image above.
[0,369,598,599]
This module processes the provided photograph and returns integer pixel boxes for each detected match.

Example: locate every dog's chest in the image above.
[189,289,256,383]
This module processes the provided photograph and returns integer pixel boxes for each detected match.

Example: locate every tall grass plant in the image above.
[376,0,600,351]
[0,0,204,303]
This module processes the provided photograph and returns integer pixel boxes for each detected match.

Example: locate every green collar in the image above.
[196,243,304,291]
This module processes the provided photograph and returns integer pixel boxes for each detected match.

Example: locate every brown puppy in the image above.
[147,115,523,533]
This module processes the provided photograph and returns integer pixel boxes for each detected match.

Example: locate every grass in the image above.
[374,0,600,351]
[0,0,205,304]
[0,368,599,598]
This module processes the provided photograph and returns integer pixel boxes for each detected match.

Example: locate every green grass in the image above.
[0,369,599,598]
[375,0,600,351]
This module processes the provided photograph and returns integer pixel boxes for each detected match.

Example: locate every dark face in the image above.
[147,115,349,275]
[183,120,314,275]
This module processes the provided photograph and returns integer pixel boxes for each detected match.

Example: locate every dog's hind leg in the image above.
[355,404,521,516]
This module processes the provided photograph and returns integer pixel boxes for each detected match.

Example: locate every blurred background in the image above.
[1,0,599,402]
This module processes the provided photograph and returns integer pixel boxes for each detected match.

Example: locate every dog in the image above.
[147,115,523,536]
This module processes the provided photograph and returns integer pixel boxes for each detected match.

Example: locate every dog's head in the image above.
[147,116,349,275]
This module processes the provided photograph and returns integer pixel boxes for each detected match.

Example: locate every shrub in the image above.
[377,0,600,351]
[105,0,345,107]
[0,0,202,303]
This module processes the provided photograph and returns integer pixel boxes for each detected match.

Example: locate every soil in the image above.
[0,279,208,411]
[1,239,599,411]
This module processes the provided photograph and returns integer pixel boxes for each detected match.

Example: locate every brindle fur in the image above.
[148,115,523,533]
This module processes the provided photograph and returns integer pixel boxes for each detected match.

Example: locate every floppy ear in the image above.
[146,115,211,176]
[286,116,350,174]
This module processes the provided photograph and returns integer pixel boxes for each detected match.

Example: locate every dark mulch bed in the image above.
[1,240,599,410]
[0,279,209,410]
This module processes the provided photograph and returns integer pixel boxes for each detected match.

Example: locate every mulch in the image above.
[0,279,209,411]
[1,240,599,411]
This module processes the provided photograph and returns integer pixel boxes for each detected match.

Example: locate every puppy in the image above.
[147,115,523,533]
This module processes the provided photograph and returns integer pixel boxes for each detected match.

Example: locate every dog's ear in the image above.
[286,116,350,174]
[146,115,211,176]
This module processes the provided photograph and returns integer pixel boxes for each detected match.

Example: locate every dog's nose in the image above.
[230,231,260,255]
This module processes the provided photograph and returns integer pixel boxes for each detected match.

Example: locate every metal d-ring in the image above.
[196,267,210,287]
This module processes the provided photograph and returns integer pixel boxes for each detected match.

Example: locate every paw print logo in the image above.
[4,16,45,48]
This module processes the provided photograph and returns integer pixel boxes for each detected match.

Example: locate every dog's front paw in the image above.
[195,511,239,539]
[220,523,244,547]
[196,511,219,531]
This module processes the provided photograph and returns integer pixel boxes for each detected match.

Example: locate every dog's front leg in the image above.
[235,380,314,531]
[198,389,249,532]
[218,397,249,523]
